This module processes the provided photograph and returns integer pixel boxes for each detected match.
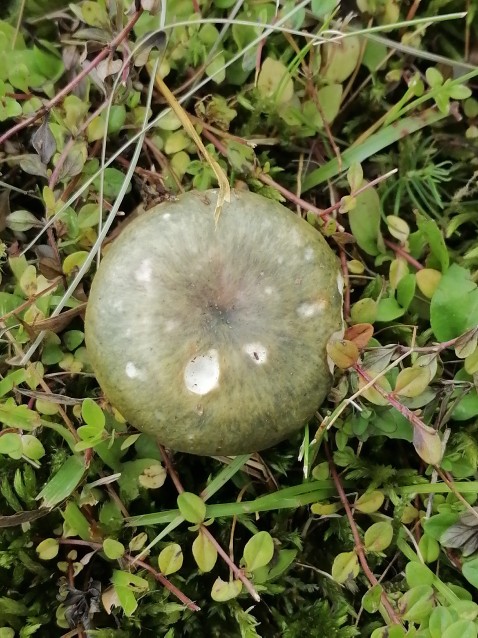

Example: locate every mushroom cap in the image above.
[85,189,343,455]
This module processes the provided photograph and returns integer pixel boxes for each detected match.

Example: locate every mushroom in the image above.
[85,189,343,455]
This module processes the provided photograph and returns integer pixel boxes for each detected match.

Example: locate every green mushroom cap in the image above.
[85,189,343,455]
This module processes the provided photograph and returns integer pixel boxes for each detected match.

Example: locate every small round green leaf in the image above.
[0,433,22,459]
[364,521,393,552]
[36,538,59,560]
[355,491,384,514]
[418,534,440,563]
[192,532,218,573]
[429,606,454,638]
[158,543,183,576]
[211,577,242,602]
[177,492,206,524]
[21,434,45,461]
[243,531,274,572]
[362,583,383,613]
[463,556,478,589]
[81,398,105,430]
[442,620,477,638]
[405,562,434,588]
[398,585,434,622]
[103,538,125,560]
[331,551,359,584]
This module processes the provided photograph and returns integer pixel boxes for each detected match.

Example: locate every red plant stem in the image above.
[200,525,261,602]
[200,127,343,229]
[0,9,143,146]
[384,239,424,271]
[158,445,184,494]
[126,556,200,612]
[158,445,261,602]
[325,444,402,626]
[353,363,430,432]
[259,172,340,226]
[58,539,200,612]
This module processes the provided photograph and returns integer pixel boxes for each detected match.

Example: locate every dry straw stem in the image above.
[152,73,230,224]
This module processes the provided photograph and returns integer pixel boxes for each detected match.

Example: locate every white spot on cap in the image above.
[163,212,171,220]
[297,301,326,318]
[304,247,315,262]
[126,361,142,378]
[265,286,274,295]
[184,349,220,395]
[243,343,268,365]
[337,270,344,295]
[165,320,177,333]
[136,259,152,283]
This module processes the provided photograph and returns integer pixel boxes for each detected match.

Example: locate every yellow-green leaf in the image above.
[390,258,409,290]
[177,492,206,524]
[358,374,392,406]
[454,328,478,359]
[364,522,393,552]
[331,551,360,584]
[138,462,166,489]
[465,346,478,375]
[192,531,218,573]
[63,251,89,276]
[211,577,242,602]
[36,538,59,560]
[103,538,125,560]
[394,367,431,398]
[311,501,341,516]
[243,531,274,572]
[387,216,410,243]
[416,268,442,299]
[413,424,442,466]
[355,491,384,514]
[257,57,293,104]
[327,339,359,369]
[158,543,183,575]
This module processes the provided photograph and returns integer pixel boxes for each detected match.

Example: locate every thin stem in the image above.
[158,445,261,602]
[58,539,200,611]
[325,444,402,626]
[384,239,424,271]
[200,126,345,230]
[127,556,200,612]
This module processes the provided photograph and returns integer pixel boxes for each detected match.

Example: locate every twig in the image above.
[325,443,402,626]
[58,539,200,611]
[353,363,432,434]
[384,239,424,271]
[320,168,399,217]
[0,9,143,146]
[126,556,200,612]
[199,127,344,229]
[158,445,184,494]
